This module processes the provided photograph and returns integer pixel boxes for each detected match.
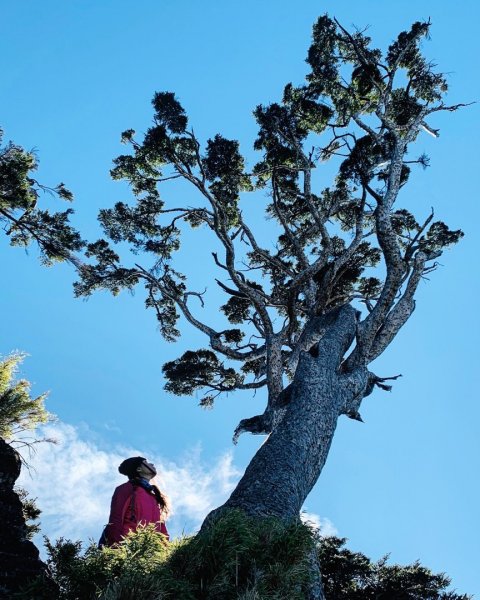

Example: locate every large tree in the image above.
[1,16,465,598]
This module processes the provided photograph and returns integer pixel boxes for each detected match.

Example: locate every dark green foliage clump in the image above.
[319,536,471,600]
[0,129,83,265]
[163,350,240,400]
[18,511,471,600]
[15,488,42,540]
[34,526,173,600]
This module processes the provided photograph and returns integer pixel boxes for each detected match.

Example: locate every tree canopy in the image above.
[1,12,466,502]
[5,18,465,434]
[2,20,464,415]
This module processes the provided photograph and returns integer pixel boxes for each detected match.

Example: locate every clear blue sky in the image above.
[1,0,479,596]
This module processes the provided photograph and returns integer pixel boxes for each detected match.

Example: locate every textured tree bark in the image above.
[219,306,367,518]
[203,306,369,599]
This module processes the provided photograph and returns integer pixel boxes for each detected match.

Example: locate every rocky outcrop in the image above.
[0,437,46,598]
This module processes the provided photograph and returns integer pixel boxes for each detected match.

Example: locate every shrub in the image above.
[19,511,315,599]
[18,510,471,599]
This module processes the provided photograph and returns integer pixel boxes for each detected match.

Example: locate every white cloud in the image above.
[16,422,337,555]
[17,422,242,550]
[301,511,338,538]
[158,445,242,527]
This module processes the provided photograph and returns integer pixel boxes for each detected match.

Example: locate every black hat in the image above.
[118,456,146,478]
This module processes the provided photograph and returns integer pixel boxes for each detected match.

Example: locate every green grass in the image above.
[20,510,316,599]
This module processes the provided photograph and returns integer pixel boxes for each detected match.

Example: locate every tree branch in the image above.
[366,251,426,362]
[135,263,268,362]
[0,207,85,271]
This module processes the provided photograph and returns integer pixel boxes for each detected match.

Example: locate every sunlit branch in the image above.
[239,219,295,277]
[366,250,426,362]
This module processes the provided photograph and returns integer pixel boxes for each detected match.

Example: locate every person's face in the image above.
[137,460,157,480]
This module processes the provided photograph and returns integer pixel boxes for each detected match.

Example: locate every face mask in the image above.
[142,461,157,476]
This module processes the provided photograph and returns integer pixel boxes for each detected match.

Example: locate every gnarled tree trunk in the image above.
[224,306,367,518]
[204,306,369,599]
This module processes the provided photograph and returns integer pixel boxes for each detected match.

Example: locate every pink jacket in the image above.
[105,480,169,545]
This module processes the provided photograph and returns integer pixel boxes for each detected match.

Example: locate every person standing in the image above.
[100,456,169,547]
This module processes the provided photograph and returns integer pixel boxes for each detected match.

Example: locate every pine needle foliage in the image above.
[0,353,50,441]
